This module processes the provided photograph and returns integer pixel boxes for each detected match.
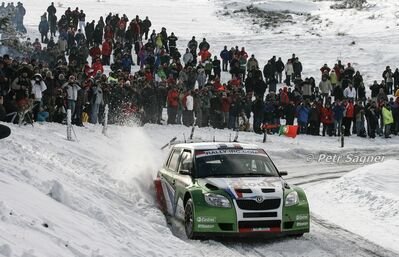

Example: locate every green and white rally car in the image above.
[154,142,310,239]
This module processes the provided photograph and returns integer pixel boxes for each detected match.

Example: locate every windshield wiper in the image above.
[199,173,275,178]
[240,173,275,177]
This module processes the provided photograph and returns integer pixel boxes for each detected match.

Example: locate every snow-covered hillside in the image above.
[16,0,399,87]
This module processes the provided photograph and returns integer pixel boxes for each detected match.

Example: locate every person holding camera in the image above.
[31,74,47,121]
[62,75,81,119]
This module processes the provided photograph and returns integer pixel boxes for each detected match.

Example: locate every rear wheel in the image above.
[184,199,197,239]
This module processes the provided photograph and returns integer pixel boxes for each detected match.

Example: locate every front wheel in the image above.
[184,199,198,239]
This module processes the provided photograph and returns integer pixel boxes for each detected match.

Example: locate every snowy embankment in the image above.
[0,123,203,257]
[306,160,399,253]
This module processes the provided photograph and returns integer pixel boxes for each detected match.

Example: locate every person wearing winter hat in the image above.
[31,73,47,121]
[382,101,394,138]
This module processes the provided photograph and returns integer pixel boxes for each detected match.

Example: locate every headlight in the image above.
[285,191,299,206]
[204,193,231,208]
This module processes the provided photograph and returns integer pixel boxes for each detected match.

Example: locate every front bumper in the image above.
[192,200,309,236]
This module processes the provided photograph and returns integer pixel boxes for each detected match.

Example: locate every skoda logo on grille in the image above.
[255,196,264,203]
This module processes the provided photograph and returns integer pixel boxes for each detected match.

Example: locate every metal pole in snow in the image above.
[263,130,267,143]
[67,109,72,141]
[341,125,345,148]
[102,104,109,136]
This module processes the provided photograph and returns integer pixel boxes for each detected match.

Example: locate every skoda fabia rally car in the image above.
[154,142,310,239]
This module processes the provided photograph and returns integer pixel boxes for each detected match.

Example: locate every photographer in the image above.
[31,74,47,121]
[62,75,81,119]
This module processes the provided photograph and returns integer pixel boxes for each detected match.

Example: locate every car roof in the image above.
[173,142,260,150]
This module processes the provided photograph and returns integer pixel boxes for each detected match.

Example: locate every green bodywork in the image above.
[172,179,309,235]
[158,146,310,237]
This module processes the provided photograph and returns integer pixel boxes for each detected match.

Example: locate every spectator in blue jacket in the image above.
[332,100,345,136]
[39,15,49,43]
[220,46,230,72]
[296,102,310,134]
[121,53,134,73]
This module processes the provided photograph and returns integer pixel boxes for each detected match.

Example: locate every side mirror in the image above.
[180,160,193,175]
[279,171,288,176]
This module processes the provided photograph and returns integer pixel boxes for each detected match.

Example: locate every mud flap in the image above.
[154,177,167,213]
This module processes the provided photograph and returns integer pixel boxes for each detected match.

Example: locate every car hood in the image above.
[197,177,284,199]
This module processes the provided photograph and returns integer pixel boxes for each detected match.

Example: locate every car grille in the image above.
[236,199,281,210]
[261,188,275,193]
[243,212,278,218]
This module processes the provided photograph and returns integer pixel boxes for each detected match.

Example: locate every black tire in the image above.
[184,199,197,239]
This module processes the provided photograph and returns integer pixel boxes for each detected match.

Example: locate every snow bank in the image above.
[306,160,399,253]
[0,123,214,257]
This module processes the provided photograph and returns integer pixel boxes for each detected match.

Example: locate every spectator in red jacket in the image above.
[280,87,290,106]
[213,79,224,91]
[91,58,104,75]
[89,43,102,64]
[221,92,231,128]
[83,61,94,78]
[104,25,113,41]
[198,49,211,63]
[167,86,179,124]
[239,47,248,60]
[321,103,333,136]
[101,39,112,65]
[320,64,331,75]
[343,100,354,136]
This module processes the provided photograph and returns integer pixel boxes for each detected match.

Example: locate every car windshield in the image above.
[195,149,279,178]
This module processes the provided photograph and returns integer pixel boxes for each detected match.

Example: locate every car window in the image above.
[168,149,181,172]
[195,151,278,178]
[178,150,192,172]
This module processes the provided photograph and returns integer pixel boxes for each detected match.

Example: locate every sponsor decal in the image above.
[252,227,270,231]
[296,214,309,221]
[197,224,215,229]
[196,216,216,223]
[227,179,279,188]
[296,222,309,227]
[239,227,281,233]
[196,149,264,157]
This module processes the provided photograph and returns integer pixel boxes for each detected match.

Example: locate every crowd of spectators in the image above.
[0,1,26,33]
[0,2,398,139]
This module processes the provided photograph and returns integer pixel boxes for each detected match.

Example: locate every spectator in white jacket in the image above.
[182,48,194,67]
[318,76,332,102]
[183,90,194,126]
[31,73,47,120]
[344,83,357,100]
[62,75,81,117]
[285,59,294,86]
[90,82,104,124]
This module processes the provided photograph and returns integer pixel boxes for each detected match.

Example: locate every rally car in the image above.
[154,142,310,239]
